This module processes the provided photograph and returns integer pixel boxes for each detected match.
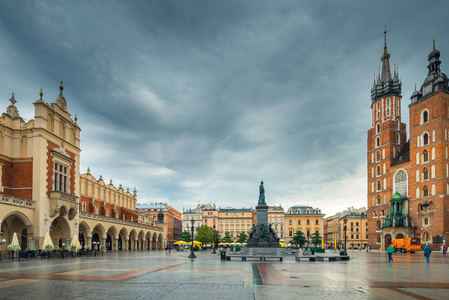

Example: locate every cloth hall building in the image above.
[367,32,449,250]
[0,84,166,254]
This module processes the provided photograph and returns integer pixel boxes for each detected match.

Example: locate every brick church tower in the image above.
[367,33,449,250]
[367,30,407,248]
[407,40,449,247]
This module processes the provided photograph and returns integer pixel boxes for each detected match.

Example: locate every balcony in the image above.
[1,195,34,209]
[49,191,78,219]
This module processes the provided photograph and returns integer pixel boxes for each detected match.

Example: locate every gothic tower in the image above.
[367,30,407,248]
[407,40,449,246]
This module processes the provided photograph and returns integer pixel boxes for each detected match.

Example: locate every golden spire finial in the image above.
[59,80,64,94]
[39,88,44,100]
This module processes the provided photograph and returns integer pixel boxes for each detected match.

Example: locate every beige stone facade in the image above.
[0,85,166,252]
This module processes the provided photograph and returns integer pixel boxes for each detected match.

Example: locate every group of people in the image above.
[387,244,447,263]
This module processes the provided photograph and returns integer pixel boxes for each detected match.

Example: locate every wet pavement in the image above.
[0,249,448,299]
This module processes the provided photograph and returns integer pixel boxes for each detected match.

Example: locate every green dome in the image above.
[390,191,402,203]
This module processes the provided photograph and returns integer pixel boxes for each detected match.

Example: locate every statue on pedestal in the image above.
[258,181,265,205]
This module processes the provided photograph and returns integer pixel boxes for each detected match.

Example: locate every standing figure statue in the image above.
[258,181,266,205]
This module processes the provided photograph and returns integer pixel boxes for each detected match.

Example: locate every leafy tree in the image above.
[237,232,248,243]
[222,232,232,243]
[180,231,192,242]
[196,225,214,244]
[310,232,322,247]
[292,230,307,248]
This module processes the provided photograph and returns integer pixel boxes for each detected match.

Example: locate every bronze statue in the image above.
[258,181,265,205]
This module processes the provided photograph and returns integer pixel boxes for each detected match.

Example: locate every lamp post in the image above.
[212,225,217,254]
[343,216,348,256]
[62,243,65,259]
[0,229,5,245]
[188,218,196,259]
[307,230,310,249]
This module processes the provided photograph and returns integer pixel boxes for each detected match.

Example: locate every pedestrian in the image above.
[443,245,447,255]
[423,244,432,263]
[165,245,168,255]
[168,244,172,254]
[387,244,394,262]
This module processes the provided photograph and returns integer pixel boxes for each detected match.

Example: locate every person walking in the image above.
[443,245,447,255]
[423,244,432,263]
[387,244,394,262]
[168,244,172,254]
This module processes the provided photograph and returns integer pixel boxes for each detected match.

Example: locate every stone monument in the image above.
[246,182,280,248]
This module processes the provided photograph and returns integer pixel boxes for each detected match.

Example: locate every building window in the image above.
[297,220,301,225]
[54,163,68,193]
[306,219,310,225]
[423,168,429,180]
[423,133,429,146]
[386,108,390,116]
[205,218,207,223]
[396,134,400,144]
[95,206,99,214]
[105,209,109,217]
[377,196,381,205]
[423,150,429,162]
[289,219,292,225]
[377,180,381,191]
[386,98,390,106]
[377,166,381,176]
[315,220,319,225]
[423,110,429,123]
[423,186,429,197]
[376,123,380,134]
[376,137,380,147]
[81,202,86,212]
[424,218,429,225]
[376,151,381,162]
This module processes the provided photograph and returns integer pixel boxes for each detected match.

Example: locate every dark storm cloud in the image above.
[1,0,448,215]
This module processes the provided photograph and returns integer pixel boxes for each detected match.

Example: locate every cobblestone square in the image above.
[0,249,448,299]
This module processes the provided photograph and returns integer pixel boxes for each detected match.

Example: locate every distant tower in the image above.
[367,29,407,248]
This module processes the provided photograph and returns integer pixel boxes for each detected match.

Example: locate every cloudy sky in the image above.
[1,1,448,216]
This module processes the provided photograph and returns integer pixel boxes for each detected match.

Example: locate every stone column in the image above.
[114,238,118,251]
[124,238,129,251]
[134,240,138,251]
[143,240,146,251]
[148,241,152,250]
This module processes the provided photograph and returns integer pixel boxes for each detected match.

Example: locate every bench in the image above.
[295,256,317,262]
[226,255,283,261]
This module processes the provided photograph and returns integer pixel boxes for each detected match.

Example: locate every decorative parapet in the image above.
[1,195,34,209]
[79,211,163,232]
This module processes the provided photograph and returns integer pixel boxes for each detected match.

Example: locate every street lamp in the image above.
[343,216,348,256]
[307,230,310,249]
[212,224,217,254]
[0,229,6,245]
[188,218,196,259]
[62,243,65,259]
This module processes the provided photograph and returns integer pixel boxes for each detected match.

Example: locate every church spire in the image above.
[381,27,391,82]
[371,27,401,103]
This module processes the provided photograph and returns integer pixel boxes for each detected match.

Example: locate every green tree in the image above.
[237,232,248,243]
[292,230,307,248]
[310,232,322,247]
[180,231,192,242]
[222,232,232,243]
[196,225,214,244]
